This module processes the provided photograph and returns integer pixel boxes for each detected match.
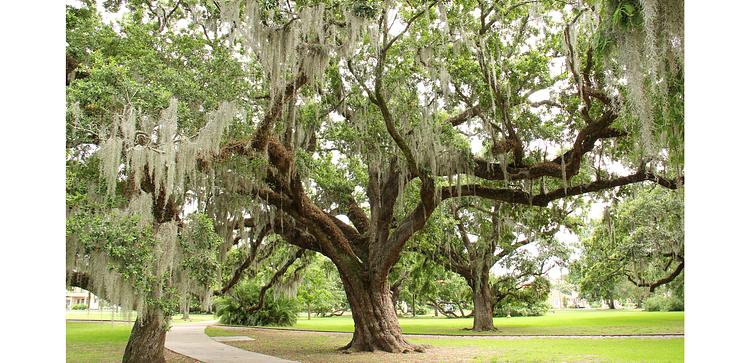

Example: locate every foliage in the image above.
[495,277,551,317]
[215,280,298,326]
[644,294,683,312]
[71,304,89,310]
[570,186,683,303]
[296,256,348,317]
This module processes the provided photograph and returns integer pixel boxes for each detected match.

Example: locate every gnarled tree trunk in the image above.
[338,271,422,353]
[122,306,168,363]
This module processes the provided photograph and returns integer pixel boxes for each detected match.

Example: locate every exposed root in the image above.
[337,340,429,354]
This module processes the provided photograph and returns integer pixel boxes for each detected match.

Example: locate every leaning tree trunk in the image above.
[122,306,168,363]
[338,272,422,353]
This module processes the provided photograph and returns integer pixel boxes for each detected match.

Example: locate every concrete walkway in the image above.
[165,321,297,363]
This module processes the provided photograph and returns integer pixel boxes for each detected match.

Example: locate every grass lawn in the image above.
[65,310,216,324]
[206,326,684,363]
[66,310,684,362]
[66,322,198,362]
[274,309,685,336]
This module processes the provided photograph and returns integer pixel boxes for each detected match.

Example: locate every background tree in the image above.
[296,255,349,319]
[419,199,572,330]
[66,2,257,360]
[570,186,684,308]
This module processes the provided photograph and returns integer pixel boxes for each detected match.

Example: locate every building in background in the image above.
[66,287,100,310]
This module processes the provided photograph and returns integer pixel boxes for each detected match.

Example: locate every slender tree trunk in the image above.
[412,292,416,318]
[181,295,190,321]
[122,306,168,363]
[307,303,311,320]
[337,272,422,353]
[390,284,401,314]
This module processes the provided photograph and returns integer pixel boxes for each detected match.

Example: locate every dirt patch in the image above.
[165,348,201,363]
[213,327,485,363]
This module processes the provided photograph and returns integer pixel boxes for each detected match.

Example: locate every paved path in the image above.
[165,321,297,363]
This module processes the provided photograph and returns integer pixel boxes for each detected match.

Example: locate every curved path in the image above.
[165,321,297,363]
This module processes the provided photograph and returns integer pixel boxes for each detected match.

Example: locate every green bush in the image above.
[71,304,88,310]
[215,281,298,326]
[644,294,684,311]
[497,300,550,317]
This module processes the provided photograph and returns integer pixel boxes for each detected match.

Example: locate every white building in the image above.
[66,287,100,310]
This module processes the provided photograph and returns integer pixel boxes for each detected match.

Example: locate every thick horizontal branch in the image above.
[627,261,684,293]
[442,172,683,207]
[448,104,482,126]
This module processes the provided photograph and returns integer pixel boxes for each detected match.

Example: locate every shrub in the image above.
[644,294,684,311]
[215,281,298,326]
[71,304,88,310]
[497,300,550,317]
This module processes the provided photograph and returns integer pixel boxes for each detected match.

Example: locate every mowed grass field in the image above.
[206,326,684,363]
[68,310,684,362]
[279,309,685,336]
[66,322,199,362]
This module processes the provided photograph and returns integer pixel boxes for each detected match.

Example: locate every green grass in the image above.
[66,322,200,362]
[66,321,133,362]
[414,336,683,362]
[66,310,684,363]
[65,310,216,324]
[205,326,684,363]
[273,310,684,336]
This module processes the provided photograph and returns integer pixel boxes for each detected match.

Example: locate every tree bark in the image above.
[470,267,496,331]
[390,282,401,314]
[607,298,616,310]
[411,292,416,318]
[338,272,422,353]
[181,294,190,320]
[122,306,168,363]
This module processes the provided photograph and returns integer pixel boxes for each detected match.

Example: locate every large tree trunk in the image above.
[470,267,496,331]
[122,306,168,363]
[338,273,422,353]
[607,298,616,310]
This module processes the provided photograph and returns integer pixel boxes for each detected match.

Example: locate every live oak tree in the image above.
[424,199,572,330]
[66,2,254,361]
[570,186,684,307]
[66,0,684,356]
